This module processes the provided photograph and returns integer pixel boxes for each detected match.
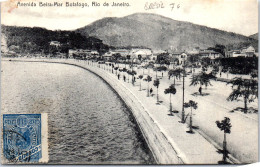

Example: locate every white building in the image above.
[130,48,153,59]
[50,41,61,47]
[241,45,256,57]
[226,45,256,58]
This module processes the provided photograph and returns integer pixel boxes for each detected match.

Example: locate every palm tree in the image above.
[168,68,183,85]
[227,77,258,113]
[190,72,215,94]
[111,64,114,73]
[153,78,160,104]
[130,70,137,85]
[216,117,232,163]
[138,54,142,64]
[126,55,131,69]
[157,66,167,77]
[114,67,119,75]
[184,100,198,133]
[144,75,152,97]
[138,75,143,91]
[154,67,158,79]
[164,84,177,115]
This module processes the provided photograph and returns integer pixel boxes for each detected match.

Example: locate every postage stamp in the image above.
[2,114,48,163]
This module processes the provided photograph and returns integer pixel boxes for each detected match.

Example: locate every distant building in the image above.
[226,50,244,58]
[103,51,113,61]
[68,49,98,59]
[112,49,130,57]
[178,53,188,65]
[226,45,256,58]
[199,50,223,59]
[50,41,61,47]
[169,52,187,65]
[241,45,256,57]
[130,48,153,60]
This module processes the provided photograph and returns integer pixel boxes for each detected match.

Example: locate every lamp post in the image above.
[181,60,186,123]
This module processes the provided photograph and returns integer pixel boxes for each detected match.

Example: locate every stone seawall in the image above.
[4,58,185,164]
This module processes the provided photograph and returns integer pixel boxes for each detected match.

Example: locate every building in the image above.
[169,52,188,65]
[241,45,256,57]
[68,49,97,59]
[226,50,244,58]
[130,48,153,58]
[102,51,113,61]
[111,49,130,57]
[226,45,256,58]
[49,41,61,47]
[199,50,222,59]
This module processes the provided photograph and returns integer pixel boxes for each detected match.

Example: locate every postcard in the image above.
[0,0,258,165]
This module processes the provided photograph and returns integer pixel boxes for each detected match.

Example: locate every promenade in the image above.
[3,58,257,164]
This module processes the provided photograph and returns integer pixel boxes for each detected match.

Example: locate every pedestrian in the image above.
[123,75,126,82]
[134,76,136,82]
[220,72,222,77]
[118,74,120,80]
[162,72,163,77]
[199,86,202,95]
[150,88,153,96]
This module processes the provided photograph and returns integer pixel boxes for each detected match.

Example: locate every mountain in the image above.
[76,13,257,51]
[1,25,109,55]
[249,33,258,40]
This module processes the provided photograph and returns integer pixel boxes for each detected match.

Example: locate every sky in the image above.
[1,0,258,36]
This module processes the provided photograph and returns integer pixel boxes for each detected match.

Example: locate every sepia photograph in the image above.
[0,0,258,165]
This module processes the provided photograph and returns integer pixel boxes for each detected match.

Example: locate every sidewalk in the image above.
[94,61,257,163]
[135,65,257,163]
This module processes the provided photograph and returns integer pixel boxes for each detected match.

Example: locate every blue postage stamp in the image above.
[3,114,42,162]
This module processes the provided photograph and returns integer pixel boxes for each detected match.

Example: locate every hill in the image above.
[249,33,258,40]
[76,13,257,51]
[1,25,109,55]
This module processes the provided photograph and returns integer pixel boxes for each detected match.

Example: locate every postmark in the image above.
[3,114,42,163]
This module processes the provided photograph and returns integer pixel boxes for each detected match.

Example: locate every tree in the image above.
[250,71,258,79]
[164,84,177,115]
[138,75,143,91]
[201,58,211,70]
[168,68,183,85]
[138,54,142,63]
[216,117,232,163]
[184,100,198,133]
[114,67,119,75]
[208,44,226,57]
[144,75,152,97]
[153,78,160,104]
[111,64,114,73]
[157,53,170,66]
[126,55,131,68]
[212,65,219,76]
[129,70,137,85]
[227,77,258,113]
[112,53,121,63]
[126,70,131,83]
[190,72,215,94]
[157,66,167,77]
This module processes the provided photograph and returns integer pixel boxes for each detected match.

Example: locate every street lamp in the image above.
[181,60,186,123]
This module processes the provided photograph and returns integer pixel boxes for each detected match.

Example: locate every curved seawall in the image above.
[4,58,185,164]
